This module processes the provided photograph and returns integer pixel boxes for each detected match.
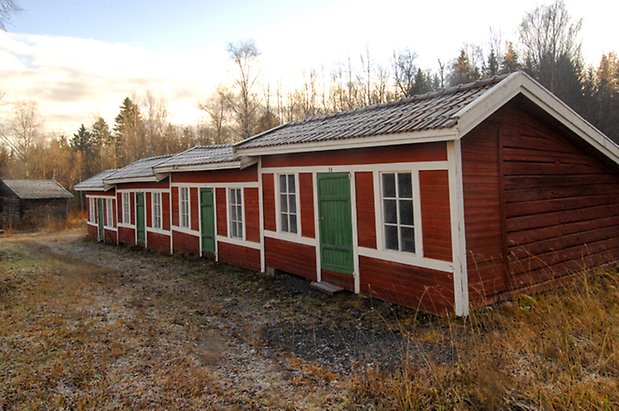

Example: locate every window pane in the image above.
[279,175,287,193]
[237,205,243,222]
[237,223,243,238]
[236,189,242,204]
[280,194,288,212]
[385,225,399,250]
[231,222,237,238]
[399,200,414,226]
[400,227,415,252]
[288,175,295,193]
[290,214,297,233]
[281,214,289,232]
[382,173,396,197]
[383,199,397,224]
[398,173,412,198]
[289,194,296,214]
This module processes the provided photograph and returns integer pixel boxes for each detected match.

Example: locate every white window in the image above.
[278,174,298,233]
[381,172,415,253]
[122,193,131,224]
[152,192,162,229]
[229,188,243,239]
[106,198,114,227]
[180,187,190,228]
[89,198,96,223]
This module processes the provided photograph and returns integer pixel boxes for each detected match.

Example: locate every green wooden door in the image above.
[97,198,104,241]
[317,172,354,274]
[136,193,145,245]
[200,188,216,253]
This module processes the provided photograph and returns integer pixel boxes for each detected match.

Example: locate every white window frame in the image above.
[179,187,190,228]
[276,173,300,234]
[379,171,417,254]
[105,198,114,228]
[152,192,162,229]
[122,192,131,224]
[228,187,244,239]
[89,198,96,223]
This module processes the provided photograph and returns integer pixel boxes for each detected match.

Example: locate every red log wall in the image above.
[218,242,261,271]
[265,237,316,280]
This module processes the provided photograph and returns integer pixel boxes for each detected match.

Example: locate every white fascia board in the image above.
[235,129,458,157]
[153,161,241,173]
[104,176,159,184]
[456,71,619,165]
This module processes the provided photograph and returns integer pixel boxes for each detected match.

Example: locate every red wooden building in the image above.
[236,72,619,315]
[77,72,619,316]
[152,145,262,272]
[74,169,118,243]
[103,155,173,252]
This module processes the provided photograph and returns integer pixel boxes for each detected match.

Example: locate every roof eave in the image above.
[153,161,242,173]
[103,176,160,185]
[235,129,458,157]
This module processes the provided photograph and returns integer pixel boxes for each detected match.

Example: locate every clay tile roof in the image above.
[1,179,73,199]
[237,75,509,150]
[73,169,118,191]
[154,145,235,170]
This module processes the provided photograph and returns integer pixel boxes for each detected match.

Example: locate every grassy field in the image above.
[0,232,617,409]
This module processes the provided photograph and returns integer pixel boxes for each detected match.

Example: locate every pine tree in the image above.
[500,42,521,74]
[113,97,143,166]
[449,48,481,86]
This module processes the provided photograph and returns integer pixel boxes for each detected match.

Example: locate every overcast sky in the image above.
[0,0,617,135]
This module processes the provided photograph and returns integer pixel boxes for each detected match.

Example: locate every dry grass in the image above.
[348,268,619,410]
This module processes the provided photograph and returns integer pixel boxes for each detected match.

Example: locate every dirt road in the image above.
[0,230,436,409]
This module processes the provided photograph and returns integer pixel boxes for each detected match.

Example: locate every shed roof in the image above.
[153,145,239,172]
[104,154,173,184]
[1,179,73,199]
[73,169,118,192]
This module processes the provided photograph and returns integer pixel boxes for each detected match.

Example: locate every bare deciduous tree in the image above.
[0,0,21,30]
[9,100,43,177]
[227,40,261,139]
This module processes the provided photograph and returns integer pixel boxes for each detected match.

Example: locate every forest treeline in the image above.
[0,0,617,204]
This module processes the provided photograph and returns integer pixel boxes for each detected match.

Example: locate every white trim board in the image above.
[264,230,317,247]
[154,160,242,173]
[217,235,261,250]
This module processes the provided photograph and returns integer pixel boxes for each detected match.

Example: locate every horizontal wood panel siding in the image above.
[262,142,447,167]
[262,173,276,231]
[116,193,123,223]
[171,187,179,227]
[130,193,135,225]
[172,230,199,255]
[87,224,97,239]
[265,237,317,281]
[359,256,455,315]
[244,188,260,243]
[218,241,261,272]
[461,121,507,306]
[355,172,376,248]
[103,229,117,244]
[172,166,258,183]
[118,227,135,245]
[216,188,227,236]
[147,231,170,253]
[299,173,315,238]
[146,193,152,227]
[85,191,115,197]
[115,180,169,190]
[321,269,354,290]
[162,192,170,231]
[499,104,619,290]
[419,170,452,261]
[190,187,199,231]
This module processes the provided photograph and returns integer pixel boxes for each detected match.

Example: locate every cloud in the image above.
[0,32,230,134]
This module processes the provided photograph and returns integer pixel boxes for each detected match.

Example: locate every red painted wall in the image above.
[355,172,376,248]
[104,229,117,244]
[172,166,258,183]
[171,187,179,227]
[162,192,171,231]
[147,231,170,253]
[146,193,152,227]
[118,226,135,245]
[265,237,316,280]
[87,224,97,239]
[299,173,315,238]
[262,174,276,231]
[172,230,199,255]
[218,241,261,271]
[216,188,227,236]
[262,142,447,167]
[359,255,455,314]
[244,188,260,242]
[420,170,452,262]
[190,187,199,231]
